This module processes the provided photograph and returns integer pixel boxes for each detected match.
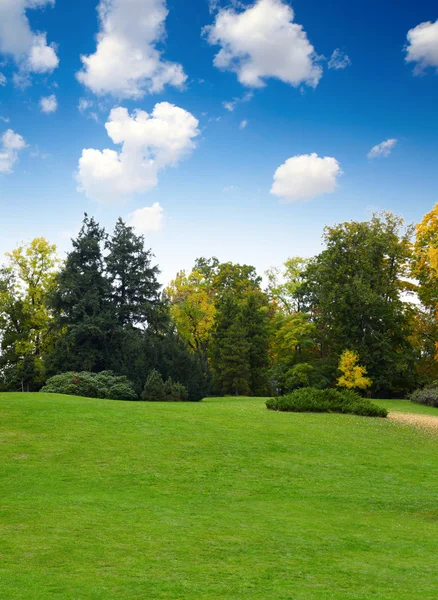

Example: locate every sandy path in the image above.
[389,411,438,433]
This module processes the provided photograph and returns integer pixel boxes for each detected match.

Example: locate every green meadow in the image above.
[1,393,437,599]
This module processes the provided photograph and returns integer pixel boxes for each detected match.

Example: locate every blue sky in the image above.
[0,0,437,283]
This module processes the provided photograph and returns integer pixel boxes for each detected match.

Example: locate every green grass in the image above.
[1,393,437,599]
[375,399,438,415]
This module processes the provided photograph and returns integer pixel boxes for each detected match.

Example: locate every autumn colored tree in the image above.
[0,238,58,390]
[337,350,372,391]
[166,269,216,365]
[413,203,438,365]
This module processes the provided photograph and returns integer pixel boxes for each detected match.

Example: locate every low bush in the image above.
[41,371,138,401]
[266,387,387,418]
[142,369,190,402]
[410,383,438,408]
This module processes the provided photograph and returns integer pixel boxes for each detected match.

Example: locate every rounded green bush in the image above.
[266,387,387,418]
[40,371,138,401]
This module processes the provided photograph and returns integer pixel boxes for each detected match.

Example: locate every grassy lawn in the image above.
[375,398,438,415]
[1,393,437,599]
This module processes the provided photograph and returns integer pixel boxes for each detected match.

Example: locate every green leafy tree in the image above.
[0,238,58,390]
[302,212,417,395]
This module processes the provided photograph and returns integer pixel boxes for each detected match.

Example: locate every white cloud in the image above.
[77,102,200,203]
[204,0,322,89]
[405,19,438,74]
[0,129,27,174]
[40,94,58,114]
[0,1,59,78]
[367,138,397,159]
[77,0,187,99]
[78,98,93,113]
[239,119,247,129]
[127,202,164,233]
[328,48,351,70]
[222,90,253,112]
[270,153,342,202]
[0,73,6,86]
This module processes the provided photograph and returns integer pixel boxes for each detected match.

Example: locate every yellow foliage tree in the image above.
[337,350,372,391]
[166,269,216,359]
[413,203,438,360]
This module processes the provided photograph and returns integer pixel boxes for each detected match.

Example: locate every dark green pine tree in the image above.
[48,215,113,373]
[105,219,161,328]
[104,219,164,381]
[210,293,251,396]
[243,291,271,396]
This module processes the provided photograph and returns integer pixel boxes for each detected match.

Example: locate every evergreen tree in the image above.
[48,215,113,373]
[211,293,251,395]
[105,219,161,328]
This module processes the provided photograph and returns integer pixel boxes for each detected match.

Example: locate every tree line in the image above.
[0,206,437,398]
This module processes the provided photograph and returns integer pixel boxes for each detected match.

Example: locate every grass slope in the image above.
[1,393,438,600]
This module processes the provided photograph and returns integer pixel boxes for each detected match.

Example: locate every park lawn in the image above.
[375,398,438,415]
[1,393,437,600]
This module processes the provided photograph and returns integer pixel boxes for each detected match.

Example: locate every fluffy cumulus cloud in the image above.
[0,129,27,174]
[328,49,351,70]
[40,94,58,114]
[270,153,342,202]
[127,202,164,233]
[204,0,322,89]
[0,1,59,78]
[367,138,397,159]
[77,102,200,203]
[0,73,6,86]
[77,0,187,99]
[405,19,438,74]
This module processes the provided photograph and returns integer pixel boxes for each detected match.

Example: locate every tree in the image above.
[337,350,372,391]
[210,293,251,395]
[142,369,165,401]
[413,203,438,365]
[166,269,216,364]
[266,257,310,314]
[209,262,270,396]
[0,238,58,391]
[105,219,161,328]
[302,212,417,395]
[48,215,113,373]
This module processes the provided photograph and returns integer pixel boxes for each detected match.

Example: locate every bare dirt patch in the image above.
[389,412,438,433]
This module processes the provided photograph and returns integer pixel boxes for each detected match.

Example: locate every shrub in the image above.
[410,383,438,408]
[142,369,166,401]
[266,387,387,418]
[40,371,138,401]
[142,370,190,402]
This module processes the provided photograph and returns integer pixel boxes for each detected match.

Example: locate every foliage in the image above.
[266,387,387,417]
[105,218,161,329]
[166,268,216,362]
[0,238,58,391]
[337,350,372,390]
[302,212,417,395]
[410,382,438,408]
[210,282,271,396]
[48,215,112,373]
[413,203,438,363]
[40,370,138,401]
[142,369,190,402]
